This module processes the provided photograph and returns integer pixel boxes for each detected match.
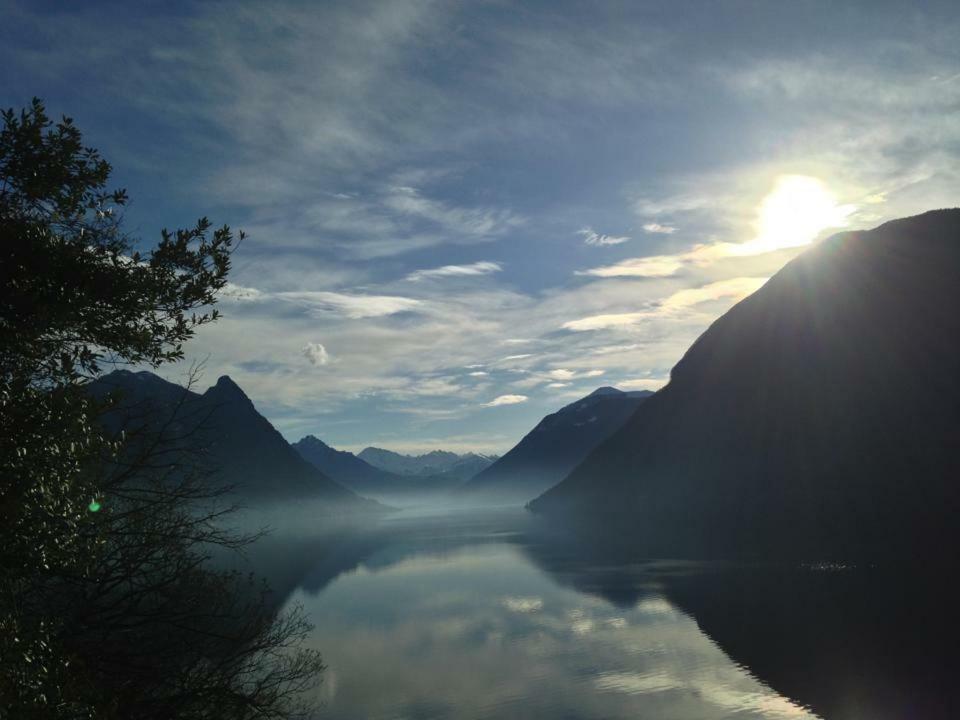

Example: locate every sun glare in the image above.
[741,175,855,255]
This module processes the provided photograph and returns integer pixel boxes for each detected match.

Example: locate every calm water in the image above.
[248,507,959,720]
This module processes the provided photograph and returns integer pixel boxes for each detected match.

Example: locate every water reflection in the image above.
[239,508,959,719]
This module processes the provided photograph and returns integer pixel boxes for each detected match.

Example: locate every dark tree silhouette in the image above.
[0,100,323,719]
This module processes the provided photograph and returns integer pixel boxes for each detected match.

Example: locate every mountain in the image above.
[531,209,960,559]
[293,435,402,494]
[357,447,497,479]
[441,454,498,482]
[93,370,375,509]
[460,387,652,503]
[294,437,491,497]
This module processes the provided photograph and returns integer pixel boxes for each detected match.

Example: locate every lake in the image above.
[249,506,960,720]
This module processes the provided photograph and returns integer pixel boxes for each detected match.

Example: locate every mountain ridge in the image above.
[357,447,497,479]
[530,209,960,558]
[92,370,376,509]
[293,435,404,494]
[461,386,653,503]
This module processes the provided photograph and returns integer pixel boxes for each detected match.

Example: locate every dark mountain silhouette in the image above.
[461,387,652,503]
[531,209,960,558]
[357,447,497,478]
[93,370,376,509]
[293,435,403,493]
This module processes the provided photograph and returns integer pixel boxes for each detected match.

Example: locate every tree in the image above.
[0,100,323,718]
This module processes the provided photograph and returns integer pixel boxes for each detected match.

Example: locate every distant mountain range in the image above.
[92,370,377,511]
[461,387,652,503]
[531,209,960,559]
[294,439,495,497]
[357,447,497,480]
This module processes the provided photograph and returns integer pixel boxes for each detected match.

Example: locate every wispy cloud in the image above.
[223,284,422,319]
[483,394,528,407]
[642,222,676,234]
[562,312,648,332]
[659,277,769,310]
[406,261,502,282]
[386,186,522,240]
[546,368,604,380]
[277,290,422,319]
[563,277,768,331]
[577,227,631,246]
[578,255,688,278]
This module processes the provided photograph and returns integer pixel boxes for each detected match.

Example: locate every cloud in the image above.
[398,376,465,398]
[301,342,330,366]
[634,192,716,218]
[585,176,855,278]
[642,222,676,234]
[502,596,544,613]
[385,185,522,240]
[619,377,668,391]
[503,354,534,361]
[562,312,648,331]
[563,277,768,331]
[12,0,960,457]
[406,261,502,282]
[577,255,687,278]
[468,371,489,377]
[237,184,522,261]
[483,394,528,407]
[660,277,768,311]
[577,227,630,246]
[281,290,424,318]
[222,283,266,301]
[547,368,604,380]
[196,271,762,453]
[223,285,422,319]
[546,382,570,388]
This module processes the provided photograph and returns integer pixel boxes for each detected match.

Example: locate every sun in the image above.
[741,175,855,255]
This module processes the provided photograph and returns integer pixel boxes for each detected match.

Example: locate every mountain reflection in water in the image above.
[238,507,959,719]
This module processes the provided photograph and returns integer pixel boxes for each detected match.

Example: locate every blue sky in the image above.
[4,0,960,453]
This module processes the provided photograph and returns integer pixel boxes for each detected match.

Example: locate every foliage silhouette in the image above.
[0,99,323,719]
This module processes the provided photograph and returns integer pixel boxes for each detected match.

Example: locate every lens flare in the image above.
[742,175,855,255]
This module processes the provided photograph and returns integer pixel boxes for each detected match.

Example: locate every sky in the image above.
[4,0,960,454]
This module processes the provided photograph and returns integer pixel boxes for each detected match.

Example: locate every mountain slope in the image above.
[461,387,652,503]
[531,209,960,558]
[94,370,371,507]
[293,435,403,494]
